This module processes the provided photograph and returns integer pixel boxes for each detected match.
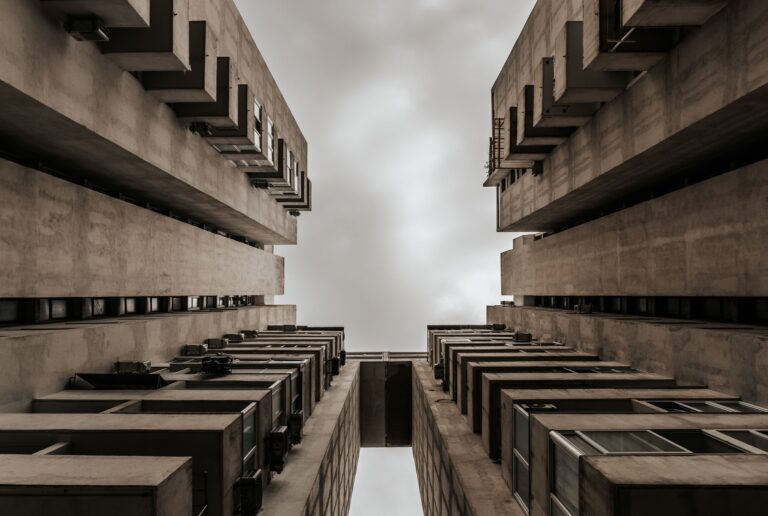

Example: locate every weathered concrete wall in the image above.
[0,0,297,244]
[262,362,360,516]
[493,0,768,232]
[501,160,768,297]
[0,160,284,298]
[0,304,295,412]
[189,0,307,169]
[412,361,523,516]
[487,305,768,403]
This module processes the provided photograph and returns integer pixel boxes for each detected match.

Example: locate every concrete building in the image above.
[411,1,768,515]
[0,1,352,515]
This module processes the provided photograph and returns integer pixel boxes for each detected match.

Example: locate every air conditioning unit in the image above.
[330,357,340,376]
[206,338,229,350]
[492,323,507,331]
[574,304,593,314]
[240,330,259,339]
[183,344,208,357]
[267,427,289,473]
[514,331,532,343]
[433,363,444,380]
[65,16,109,42]
[288,411,304,445]
[113,361,151,374]
[340,349,347,366]
[201,356,233,375]
[223,333,245,343]
[234,469,263,516]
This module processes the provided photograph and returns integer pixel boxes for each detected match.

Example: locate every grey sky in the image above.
[235,0,534,353]
[235,1,535,514]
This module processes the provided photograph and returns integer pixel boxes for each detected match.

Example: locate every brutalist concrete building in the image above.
[410,1,768,515]
[0,1,349,515]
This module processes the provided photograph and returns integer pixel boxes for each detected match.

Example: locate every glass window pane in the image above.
[581,431,684,453]
[722,431,768,452]
[513,456,530,509]
[272,385,283,426]
[50,299,68,319]
[513,406,530,461]
[716,401,766,413]
[553,439,581,515]
[0,300,18,323]
[242,407,256,459]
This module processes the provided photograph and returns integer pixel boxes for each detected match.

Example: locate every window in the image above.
[92,298,106,317]
[124,298,136,314]
[50,299,68,320]
[0,300,18,323]
[512,405,531,510]
[647,400,767,414]
[267,118,275,164]
[253,99,262,152]
[272,384,284,427]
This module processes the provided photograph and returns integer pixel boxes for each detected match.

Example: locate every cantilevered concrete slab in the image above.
[553,22,632,104]
[582,455,768,516]
[0,413,242,516]
[622,0,728,27]
[0,454,192,516]
[100,0,190,71]
[533,57,600,128]
[141,20,218,103]
[498,387,740,494]
[40,0,151,28]
[172,56,238,127]
[475,371,678,459]
[453,352,598,413]
[530,413,768,516]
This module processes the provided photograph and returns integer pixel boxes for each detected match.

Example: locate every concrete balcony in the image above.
[141,20,218,102]
[172,56,238,127]
[40,0,150,28]
[100,0,190,71]
[622,0,728,27]
[553,22,632,104]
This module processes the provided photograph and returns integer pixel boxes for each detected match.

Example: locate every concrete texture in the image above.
[498,387,738,494]
[412,361,523,516]
[0,304,295,412]
[262,362,360,516]
[487,304,768,403]
[501,160,768,296]
[529,412,768,516]
[492,0,768,232]
[0,0,300,244]
[0,413,241,516]
[39,0,151,28]
[582,455,768,516]
[0,160,284,298]
[0,454,192,516]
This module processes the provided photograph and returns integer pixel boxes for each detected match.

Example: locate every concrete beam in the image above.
[487,305,768,403]
[497,0,768,233]
[554,22,632,104]
[100,0,191,71]
[0,455,193,516]
[622,0,728,27]
[0,0,298,244]
[172,56,238,127]
[516,87,573,147]
[141,21,217,103]
[205,84,257,146]
[583,0,669,71]
[533,57,600,128]
[39,0,151,28]
[499,161,768,297]
[0,160,285,299]
[0,304,296,412]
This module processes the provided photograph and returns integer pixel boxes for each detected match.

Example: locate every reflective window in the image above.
[253,99,262,152]
[580,430,685,453]
[267,118,275,164]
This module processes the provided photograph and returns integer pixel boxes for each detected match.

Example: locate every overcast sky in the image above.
[235,0,534,354]
[235,1,534,514]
